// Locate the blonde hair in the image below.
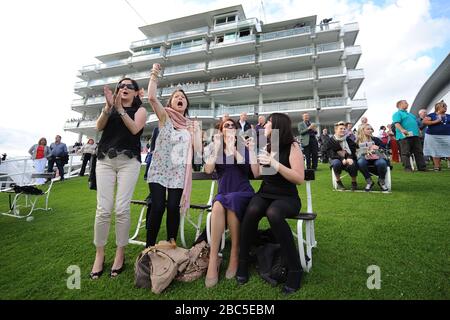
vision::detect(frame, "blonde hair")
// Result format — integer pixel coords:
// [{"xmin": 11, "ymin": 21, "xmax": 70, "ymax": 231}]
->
[
  {"xmin": 356, "ymin": 123, "xmax": 373, "ymax": 144},
  {"xmin": 435, "ymin": 101, "xmax": 447, "ymax": 113}
]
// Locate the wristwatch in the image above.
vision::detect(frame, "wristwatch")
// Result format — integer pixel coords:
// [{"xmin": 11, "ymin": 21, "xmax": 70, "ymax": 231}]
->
[{"xmin": 118, "ymin": 110, "xmax": 127, "ymax": 117}]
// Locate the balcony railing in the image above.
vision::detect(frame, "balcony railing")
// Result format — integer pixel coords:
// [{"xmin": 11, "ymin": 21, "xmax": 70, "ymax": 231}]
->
[
  {"xmin": 318, "ymin": 67, "xmax": 344, "ymax": 77},
  {"xmin": 71, "ymin": 99, "xmax": 85, "ymax": 107},
  {"xmin": 164, "ymin": 62, "xmax": 206, "ymax": 75},
  {"xmin": 260, "ymin": 46, "xmax": 313, "ymax": 61},
  {"xmin": 209, "ymin": 55, "xmax": 255, "ymax": 68},
  {"xmin": 260, "ymin": 26, "xmax": 311, "ymax": 41},
  {"xmin": 130, "ymin": 35, "xmax": 167, "ymax": 49},
  {"xmin": 81, "ymin": 65, "xmax": 96, "ymax": 72},
  {"xmin": 345, "ymin": 45, "xmax": 362, "ymax": 55},
  {"xmin": 213, "ymin": 18, "xmax": 258, "ymax": 33},
  {"xmin": 162, "ymin": 83, "xmax": 205, "ymax": 96},
  {"xmin": 78, "ymin": 120, "xmax": 97, "ymax": 128},
  {"xmin": 343, "ymin": 22, "xmax": 359, "ymax": 33},
  {"xmin": 131, "ymin": 51, "xmax": 165, "ymax": 63},
  {"xmin": 259, "ymin": 100, "xmax": 315, "ymax": 113},
  {"xmin": 189, "ymin": 109, "xmax": 215, "ymax": 117},
  {"xmin": 314, "ymin": 21, "xmax": 341, "ymax": 33},
  {"xmin": 208, "ymin": 77, "xmax": 256, "ymax": 90},
  {"xmin": 75, "ymin": 81, "xmax": 88, "ymax": 89},
  {"xmin": 350, "ymin": 99, "xmax": 367, "ymax": 108},
  {"xmin": 167, "ymin": 44, "xmax": 207, "ymax": 56},
  {"xmin": 317, "ymin": 42, "xmax": 342, "ymax": 53},
  {"xmin": 209, "ymin": 35, "xmax": 256, "ymax": 49},
  {"xmin": 126, "ymin": 70, "xmax": 150, "ymax": 80},
  {"xmin": 348, "ymin": 69, "xmax": 364, "ymax": 79},
  {"xmin": 88, "ymin": 75, "xmax": 123, "ymax": 87},
  {"xmin": 168, "ymin": 26, "xmax": 209, "ymax": 41},
  {"xmin": 97, "ymin": 58, "xmax": 129, "ymax": 70},
  {"xmin": 86, "ymin": 96, "xmax": 107, "ymax": 105},
  {"xmin": 216, "ymin": 104, "xmax": 255, "ymax": 116},
  {"xmin": 320, "ymin": 97, "xmax": 348, "ymax": 108},
  {"xmin": 260, "ymin": 70, "xmax": 314, "ymax": 84}
]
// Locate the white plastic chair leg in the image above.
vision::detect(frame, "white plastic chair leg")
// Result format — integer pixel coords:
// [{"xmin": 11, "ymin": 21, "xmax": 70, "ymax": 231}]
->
[
  {"xmin": 180, "ymin": 214, "xmax": 187, "ymax": 248},
  {"xmin": 129, "ymin": 206, "xmax": 146, "ymax": 246}
]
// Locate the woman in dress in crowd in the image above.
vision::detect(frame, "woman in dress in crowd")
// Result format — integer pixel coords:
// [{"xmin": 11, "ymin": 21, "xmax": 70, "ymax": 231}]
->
[
  {"xmin": 356, "ymin": 124, "xmax": 389, "ymax": 192},
  {"xmin": 203, "ymin": 118, "xmax": 259, "ymax": 288},
  {"xmin": 28, "ymin": 137, "xmax": 51, "ymax": 185},
  {"xmin": 387, "ymin": 123, "xmax": 400, "ymax": 163},
  {"xmin": 236, "ymin": 113, "xmax": 305, "ymax": 294},
  {"xmin": 326, "ymin": 121, "xmax": 359, "ymax": 191},
  {"xmin": 78, "ymin": 138, "xmax": 97, "ymax": 177},
  {"xmin": 89, "ymin": 78, "xmax": 147, "ymax": 279},
  {"xmin": 422, "ymin": 101, "xmax": 450, "ymax": 171},
  {"xmin": 146, "ymin": 63, "xmax": 202, "ymax": 247}
]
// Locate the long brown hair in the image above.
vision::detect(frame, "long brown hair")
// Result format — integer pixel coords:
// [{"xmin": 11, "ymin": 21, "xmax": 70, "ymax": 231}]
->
[
  {"xmin": 38, "ymin": 137, "xmax": 47, "ymax": 146},
  {"xmin": 166, "ymin": 89, "xmax": 190, "ymax": 116}
]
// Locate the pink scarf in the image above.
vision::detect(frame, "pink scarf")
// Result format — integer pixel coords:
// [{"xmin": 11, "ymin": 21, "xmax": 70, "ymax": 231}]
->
[{"xmin": 165, "ymin": 107, "xmax": 193, "ymax": 216}]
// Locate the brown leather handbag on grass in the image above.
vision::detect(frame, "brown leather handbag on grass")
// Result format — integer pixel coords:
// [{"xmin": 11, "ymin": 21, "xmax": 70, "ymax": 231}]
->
[{"xmin": 175, "ymin": 240, "xmax": 213, "ymax": 282}]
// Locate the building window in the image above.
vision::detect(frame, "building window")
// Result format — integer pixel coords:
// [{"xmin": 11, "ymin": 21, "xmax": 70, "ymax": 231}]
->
[
  {"xmin": 239, "ymin": 29, "xmax": 250, "ymax": 38},
  {"xmin": 215, "ymin": 14, "xmax": 238, "ymax": 26}
]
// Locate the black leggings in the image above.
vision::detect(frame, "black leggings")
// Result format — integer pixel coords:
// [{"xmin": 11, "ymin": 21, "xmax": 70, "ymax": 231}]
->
[
  {"xmin": 239, "ymin": 194, "xmax": 302, "ymax": 271},
  {"xmin": 146, "ymin": 183, "xmax": 183, "ymax": 247}
]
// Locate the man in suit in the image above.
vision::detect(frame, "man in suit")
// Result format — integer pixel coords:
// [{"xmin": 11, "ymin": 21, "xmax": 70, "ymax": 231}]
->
[
  {"xmin": 237, "ymin": 112, "xmax": 252, "ymax": 133},
  {"xmin": 298, "ymin": 113, "xmax": 319, "ymax": 170}
]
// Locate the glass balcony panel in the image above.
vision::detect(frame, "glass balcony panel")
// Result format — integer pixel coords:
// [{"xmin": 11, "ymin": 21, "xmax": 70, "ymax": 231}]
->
[
  {"xmin": 210, "ymin": 35, "xmax": 255, "ymax": 48},
  {"xmin": 131, "ymin": 52, "xmax": 164, "ymax": 63},
  {"xmin": 350, "ymin": 99, "xmax": 367, "ymax": 108},
  {"xmin": 208, "ymin": 77, "xmax": 255, "ymax": 90},
  {"xmin": 189, "ymin": 109, "xmax": 214, "ymax": 117},
  {"xmin": 168, "ymin": 27, "xmax": 209, "ymax": 41},
  {"xmin": 165, "ymin": 62, "xmax": 206, "ymax": 75},
  {"xmin": 216, "ymin": 105, "xmax": 255, "ymax": 116},
  {"xmin": 348, "ymin": 69, "xmax": 364, "ymax": 78},
  {"xmin": 71, "ymin": 99, "xmax": 85, "ymax": 106},
  {"xmin": 98, "ymin": 58, "xmax": 129, "ymax": 70},
  {"xmin": 260, "ymin": 26, "xmax": 311, "ymax": 41},
  {"xmin": 320, "ymin": 97, "xmax": 347, "ymax": 108},
  {"xmin": 315, "ymin": 21, "xmax": 341, "ymax": 32},
  {"xmin": 86, "ymin": 96, "xmax": 106, "ymax": 105},
  {"xmin": 209, "ymin": 55, "xmax": 255, "ymax": 68},
  {"xmin": 259, "ymin": 100, "xmax": 315, "ymax": 113},
  {"xmin": 130, "ymin": 35, "xmax": 167, "ymax": 49},
  {"xmin": 213, "ymin": 18, "xmax": 258, "ymax": 32},
  {"xmin": 318, "ymin": 67, "xmax": 344, "ymax": 77},
  {"xmin": 167, "ymin": 44, "xmax": 207, "ymax": 56},
  {"xmin": 75, "ymin": 81, "xmax": 88, "ymax": 89},
  {"xmin": 317, "ymin": 42, "xmax": 342, "ymax": 53},
  {"xmin": 260, "ymin": 70, "xmax": 313, "ymax": 84},
  {"xmin": 260, "ymin": 46, "xmax": 313, "ymax": 61},
  {"xmin": 162, "ymin": 83, "xmax": 205, "ymax": 95},
  {"xmin": 78, "ymin": 120, "xmax": 97, "ymax": 128},
  {"xmin": 81, "ymin": 65, "xmax": 96, "ymax": 72},
  {"xmin": 126, "ymin": 71, "xmax": 150, "ymax": 79},
  {"xmin": 344, "ymin": 45, "xmax": 361, "ymax": 55}
]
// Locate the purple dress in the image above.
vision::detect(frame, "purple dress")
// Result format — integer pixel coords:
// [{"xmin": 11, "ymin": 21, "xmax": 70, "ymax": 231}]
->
[{"xmin": 213, "ymin": 150, "xmax": 255, "ymax": 222}]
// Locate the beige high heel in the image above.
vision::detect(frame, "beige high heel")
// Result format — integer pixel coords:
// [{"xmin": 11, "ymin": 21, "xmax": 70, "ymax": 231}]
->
[{"xmin": 205, "ymin": 259, "xmax": 221, "ymax": 288}]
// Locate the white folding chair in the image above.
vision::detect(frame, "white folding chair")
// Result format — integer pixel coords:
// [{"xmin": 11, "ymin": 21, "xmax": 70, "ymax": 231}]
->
[{"xmin": 1, "ymin": 173, "xmax": 55, "ymax": 220}]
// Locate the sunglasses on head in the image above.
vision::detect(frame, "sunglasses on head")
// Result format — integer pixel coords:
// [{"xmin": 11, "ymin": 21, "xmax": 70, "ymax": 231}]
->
[
  {"xmin": 223, "ymin": 123, "xmax": 235, "ymax": 129},
  {"xmin": 118, "ymin": 83, "xmax": 136, "ymax": 90}
]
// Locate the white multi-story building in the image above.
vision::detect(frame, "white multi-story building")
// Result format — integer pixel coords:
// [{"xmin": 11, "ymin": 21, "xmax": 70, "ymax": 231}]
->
[{"xmin": 65, "ymin": 5, "xmax": 366, "ymax": 141}]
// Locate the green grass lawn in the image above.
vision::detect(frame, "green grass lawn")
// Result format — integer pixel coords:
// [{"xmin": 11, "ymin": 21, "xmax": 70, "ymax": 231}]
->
[{"xmin": 0, "ymin": 163, "xmax": 449, "ymax": 300}]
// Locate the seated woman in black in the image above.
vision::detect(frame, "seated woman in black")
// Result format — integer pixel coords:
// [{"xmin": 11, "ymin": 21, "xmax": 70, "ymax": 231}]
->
[
  {"xmin": 236, "ymin": 113, "xmax": 305, "ymax": 294},
  {"xmin": 327, "ymin": 121, "xmax": 358, "ymax": 190}
]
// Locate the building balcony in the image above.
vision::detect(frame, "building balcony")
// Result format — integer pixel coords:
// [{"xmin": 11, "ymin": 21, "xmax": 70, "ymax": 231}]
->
[
  {"xmin": 258, "ymin": 99, "xmax": 316, "ymax": 115},
  {"xmin": 216, "ymin": 104, "xmax": 255, "ymax": 117},
  {"xmin": 319, "ymin": 97, "xmax": 348, "ymax": 108},
  {"xmin": 260, "ymin": 26, "xmax": 311, "ymax": 50},
  {"xmin": 313, "ymin": 21, "xmax": 341, "ymax": 43},
  {"xmin": 161, "ymin": 83, "xmax": 206, "ymax": 97},
  {"xmin": 166, "ymin": 43, "xmax": 208, "ymax": 63},
  {"xmin": 350, "ymin": 98, "xmax": 368, "ymax": 108},
  {"xmin": 74, "ymin": 75, "xmax": 123, "ymax": 94},
  {"xmin": 208, "ymin": 54, "xmax": 256, "ymax": 75},
  {"xmin": 212, "ymin": 18, "xmax": 259, "ymax": 33},
  {"xmin": 260, "ymin": 70, "xmax": 314, "ymax": 100},
  {"xmin": 209, "ymin": 35, "xmax": 256, "ymax": 56},
  {"xmin": 259, "ymin": 46, "xmax": 314, "ymax": 72},
  {"xmin": 343, "ymin": 22, "xmax": 359, "ymax": 46},
  {"xmin": 164, "ymin": 62, "xmax": 207, "ymax": 81},
  {"xmin": 318, "ymin": 67, "xmax": 345, "ymax": 78},
  {"xmin": 344, "ymin": 45, "xmax": 362, "ymax": 69},
  {"xmin": 315, "ymin": 42, "xmax": 345, "ymax": 67},
  {"xmin": 188, "ymin": 108, "xmax": 215, "ymax": 118},
  {"xmin": 129, "ymin": 50, "xmax": 166, "ymax": 69},
  {"xmin": 207, "ymin": 77, "xmax": 256, "ymax": 91},
  {"xmin": 347, "ymin": 69, "xmax": 364, "ymax": 99},
  {"xmin": 167, "ymin": 26, "xmax": 210, "ymax": 42},
  {"xmin": 317, "ymin": 42, "xmax": 342, "ymax": 53},
  {"xmin": 71, "ymin": 98, "xmax": 85, "ymax": 107},
  {"xmin": 260, "ymin": 70, "xmax": 314, "ymax": 85},
  {"xmin": 130, "ymin": 35, "xmax": 167, "ymax": 51}
]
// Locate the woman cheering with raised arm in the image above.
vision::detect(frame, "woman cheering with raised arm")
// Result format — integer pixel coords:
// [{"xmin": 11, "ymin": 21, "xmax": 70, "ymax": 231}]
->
[
  {"xmin": 146, "ymin": 63, "xmax": 202, "ymax": 247},
  {"xmin": 90, "ymin": 78, "xmax": 147, "ymax": 280}
]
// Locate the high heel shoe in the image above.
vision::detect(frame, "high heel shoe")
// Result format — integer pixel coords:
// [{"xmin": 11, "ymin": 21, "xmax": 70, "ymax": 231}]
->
[
  {"xmin": 282, "ymin": 270, "xmax": 303, "ymax": 294},
  {"xmin": 89, "ymin": 258, "xmax": 105, "ymax": 280},
  {"xmin": 225, "ymin": 268, "xmax": 237, "ymax": 280},
  {"xmin": 205, "ymin": 260, "xmax": 221, "ymax": 288},
  {"xmin": 235, "ymin": 259, "xmax": 249, "ymax": 285},
  {"xmin": 110, "ymin": 257, "xmax": 126, "ymax": 278}
]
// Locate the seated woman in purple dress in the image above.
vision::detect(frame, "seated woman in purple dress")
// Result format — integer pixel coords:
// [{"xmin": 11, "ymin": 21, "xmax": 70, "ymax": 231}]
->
[{"xmin": 203, "ymin": 118, "xmax": 259, "ymax": 288}]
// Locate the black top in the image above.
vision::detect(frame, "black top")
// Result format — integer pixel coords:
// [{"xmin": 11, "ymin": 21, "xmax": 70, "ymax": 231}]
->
[
  {"xmin": 97, "ymin": 105, "xmax": 144, "ymax": 162},
  {"xmin": 258, "ymin": 143, "xmax": 299, "ymax": 199},
  {"xmin": 325, "ymin": 136, "xmax": 357, "ymax": 161}
]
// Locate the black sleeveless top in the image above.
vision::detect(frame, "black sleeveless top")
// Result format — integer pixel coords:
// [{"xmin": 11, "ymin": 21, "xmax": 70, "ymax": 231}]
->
[
  {"xmin": 97, "ymin": 105, "xmax": 144, "ymax": 162},
  {"xmin": 258, "ymin": 143, "xmax": 299, "ymax": 199}
]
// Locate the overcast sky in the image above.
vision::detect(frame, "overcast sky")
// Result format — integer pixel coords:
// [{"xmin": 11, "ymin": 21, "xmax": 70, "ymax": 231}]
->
[{"xmin": 0, "ymin": 0, "xmax": 449, "ymax": 157}]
